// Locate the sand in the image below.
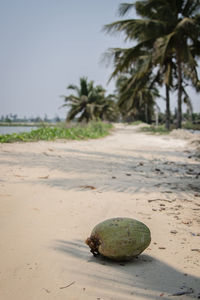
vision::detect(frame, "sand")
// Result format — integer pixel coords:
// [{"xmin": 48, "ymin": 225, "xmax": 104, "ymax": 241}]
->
[{"xmin": 0, "ymin": 124, "xmax": 200, "ymax": 300}]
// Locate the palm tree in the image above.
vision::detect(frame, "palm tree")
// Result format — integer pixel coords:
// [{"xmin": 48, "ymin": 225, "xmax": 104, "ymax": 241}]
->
[
  {"xmin": 115, "ymin": 62, "xmax": 160, "ymax": 123},
  {"xmin": 104, "ymin": 2, "xmax": 174, "ymax": 128},
  {"xmin": 95, "ymin": 94, "xmax": 120, "ymax": 122},
  {"xmin": 61, "ymin": 77, "xmax": 118, "ymax": 122},
  {"xmin": 104, "ymin": 0, "xmax": 200, "ymax": 128},
  {"xmin": 153, "ymin": 1, "xmax": 200, "ymax": 128}
]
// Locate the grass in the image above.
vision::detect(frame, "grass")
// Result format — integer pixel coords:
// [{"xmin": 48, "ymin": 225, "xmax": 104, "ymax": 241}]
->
[
  {"xmin": 129, "ymin": 121, "xmax": 144, "ymax": 126},
  {"xmin": 140, "ymin": 125, "xmax": 170, "ymax": 135},
  {"xmin": 0, "ymin": 121, "xmax": 113, "ymax": 143},
  {"xmin": 182, "ymin": 121, "xmax": 200, "ymax": 131},
  {"xmin": 140, "ymin": 121, "xmax": 200, "ymax": 134}
]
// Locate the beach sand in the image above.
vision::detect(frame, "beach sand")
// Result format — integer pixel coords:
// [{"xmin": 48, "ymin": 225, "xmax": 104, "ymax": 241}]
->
[{"xmin": 0, "ymin": 124, "xmax": 200, "ymax": 300}]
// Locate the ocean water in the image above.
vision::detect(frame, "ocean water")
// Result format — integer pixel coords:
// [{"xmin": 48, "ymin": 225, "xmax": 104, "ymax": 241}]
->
[
  {"xmin": 188, "ymin": 129, "xmax": 200, "ymax": 134},
  {"xmin": 0, "ymin": 126, "xmax": 38, "ymax": 135}
]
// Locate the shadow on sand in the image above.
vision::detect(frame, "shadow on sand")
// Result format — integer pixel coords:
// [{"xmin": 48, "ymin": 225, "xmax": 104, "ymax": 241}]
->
[
  {"xmin": 0, "ymin": 146, "xmax": 199, "ymax": 196},
  {"xmin": 53, "ymin": 239, "xmax": 200, "ymax": 299}
]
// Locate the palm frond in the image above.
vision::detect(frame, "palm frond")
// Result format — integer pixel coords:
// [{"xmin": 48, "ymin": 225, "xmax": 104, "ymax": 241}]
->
[
  {"xmin": 175, "ymin": 17, "xmax": 196, "ymax": 37},
  {"xmin": 182, "ymin": 0, "xmax": 200, "ymax": 17},
  {"xmin": 182, "ymin": 45, "xmax": 197, "ymax": 66},
  {"xmin": 153, "ymin": 32, "xmax": 175, "ymax": 65},
  {"xmin": 106, "ymin": 37, "xmax": 157, "ymax": 81},
  {"xmin": 79, "ymin": 77, "xmax": 89, "ymax": 96},
  {"xmin": 135, "ymin": 0, "xmax": 175, "ymax": 22},
  {"xmin": 66, "ymin": 106, "xmax": 83, "ymax": 122},
  {"xmin": 67, "ymin": 84, "xmax": 80, "ymax": 96},
  {"xmin": 182, "ymin": 86, "xmax": 193, "ymax": 114},
  {"xmin": 163, "ymin": 62, "xmax": 172, "ymax": 86},
  {"xmin": 62, "ymin": 95, "xmax": 80, "ymax": 105},
  {"xmin": 182, "ymin": 63, "xmax": 199, "ymax": 87},
  {"xmin": 190, "ymin": 40, "xmax": 200, "ymax": 58},
  {"xmin": 118, "ymin": 3, "xmax": 135, "ymax": 16},
  {"xmin": 103, "ymin": 18, "xmax": 166, "ymax": 42}
]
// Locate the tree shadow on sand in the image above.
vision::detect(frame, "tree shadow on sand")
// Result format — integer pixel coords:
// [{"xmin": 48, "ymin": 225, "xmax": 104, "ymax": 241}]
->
[
  {"xmin": 1, "ymin": 147, "xmax": 199, "ymax": 196},
  {"xmin": 53, "ymin": 239, "xmax": 200, "ymax": 299}
]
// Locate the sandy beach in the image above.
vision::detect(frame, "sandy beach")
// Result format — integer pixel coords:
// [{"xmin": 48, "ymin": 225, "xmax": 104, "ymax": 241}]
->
[{"xmin": 0, "ymin": 124, "xmax": 200, "ymax": 300}]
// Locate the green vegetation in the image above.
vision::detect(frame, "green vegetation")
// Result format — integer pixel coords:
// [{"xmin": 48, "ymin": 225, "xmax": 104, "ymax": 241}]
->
[
  {"xmin": 182, "ymin": 122, "xmax": 200, "ymax": 131},
  {"xmin": 130, "ymin": 121, "xmax": 144, "ymax": 126},
  {"xmin": 62, "ymin": 77, "xmax": 119, "ymax": 123},
  {"xmin": 140, "ymin": 125, "xmax": 170, "ymax": 135},
  {"xmin": 0, "ymin": 122, "xmax": 113, "ymax": 143},
  {"xmin": 114, "ymin": 67, "xmax": 159, "ymax": 124},
  {"xmin": 140, "ymin": 121, "xmax": 200, "ymax": 135},
  {"xmin": 139, "ymin": 121, "xmax": 200, "ymax": 134}
]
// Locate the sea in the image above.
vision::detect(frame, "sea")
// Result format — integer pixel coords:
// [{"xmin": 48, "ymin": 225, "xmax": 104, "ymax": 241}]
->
[{"xmin": 0, "ymin": 126, "xmax": 38, "ymax": 135}]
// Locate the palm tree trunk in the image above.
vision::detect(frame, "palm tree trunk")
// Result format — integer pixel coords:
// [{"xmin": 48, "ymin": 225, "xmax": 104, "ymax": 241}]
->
[
  {"xmin": 165, "ymin": 84, "xmax": 170, "ymax": 130},
  {"xmin": 177, "ymin": 54, "xmax": 182, "ymax": 129},
  {"xmin": 145, "ymin": 103, "xmax": 149, "ymax": 123}
]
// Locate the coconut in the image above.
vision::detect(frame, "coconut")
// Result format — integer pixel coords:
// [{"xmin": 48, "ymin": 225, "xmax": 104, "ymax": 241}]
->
[{"xmin": 86, "ymin": 217, "xmax": 151, "ymax": 261}]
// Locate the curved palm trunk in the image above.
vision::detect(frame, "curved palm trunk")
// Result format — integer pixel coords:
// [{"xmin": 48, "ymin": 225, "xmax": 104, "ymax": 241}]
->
[
  {"xmin": 177, "ymin": 55, "xmax": 182, "ymax": 129},
  {"xmin": 165, "ymin": 84, "xmax": 170, "ymax": 130}
]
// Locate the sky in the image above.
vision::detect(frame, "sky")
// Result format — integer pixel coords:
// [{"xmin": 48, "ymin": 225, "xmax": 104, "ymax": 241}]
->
[{"xmin": 0, "ymin": 0, "xmax": 199, "ymax": 119}]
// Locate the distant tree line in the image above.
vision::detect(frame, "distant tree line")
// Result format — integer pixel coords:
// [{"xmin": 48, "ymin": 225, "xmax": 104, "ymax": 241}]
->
[{"xmin": 0, "ymin": 114, "xmax": 61, "ymax": 123}]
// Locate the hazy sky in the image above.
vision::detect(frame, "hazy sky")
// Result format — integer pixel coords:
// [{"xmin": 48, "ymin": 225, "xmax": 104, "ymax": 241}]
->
[{"xmin": 0, "ymin": 0, "xmax": 199, "ymax": 119}]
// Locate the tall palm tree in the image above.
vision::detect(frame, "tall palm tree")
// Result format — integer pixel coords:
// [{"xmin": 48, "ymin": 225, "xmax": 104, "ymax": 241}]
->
[
  {"xmin": 61, "ymin": 77, "xmax": 118, "ymax": 122},
  {"xmin": 153, "ymin": 0, "xmax": 200, "ymax": 127},
  {"xmin": 104, "ymin": 0, "xmax": 200, "ymax": 128},
  {"xmin": 104, "ymin": 2, "xmax": 174, "ymax": 128},
  {"xmin": 115, "ymin": 62, "xmax": 160, "ymax": 123}
]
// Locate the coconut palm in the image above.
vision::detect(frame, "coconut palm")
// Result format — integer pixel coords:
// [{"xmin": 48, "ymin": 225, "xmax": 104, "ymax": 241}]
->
[
  {"xmin": 153, "ymin": 1, "xmax": 200, "ymax": 127},
  {"xmin": 104, "ymin": 0, "xmax": 200, "ymax": 128},
  {"xmin": 95, "ymin": 93, "xmax": 120, "ymax": 122},
  {"xmin": 115, "ymin": 62, "xmax": 160, "ymax": 123},
  {"xmin": 62, "ymin": 77, "xmax": 118, "ymax": 122},
  {"xmin": 104, "ymin": 2, "xmax": 174, "ymax": 128}
]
